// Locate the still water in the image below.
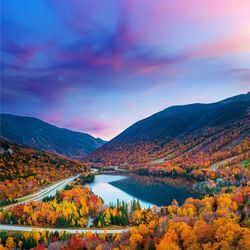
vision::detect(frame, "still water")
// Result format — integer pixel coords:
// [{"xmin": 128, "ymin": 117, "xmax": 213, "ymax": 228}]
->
[{"xmin": 87, "ymin": 174, "xmax": 198, "ymax": 209}]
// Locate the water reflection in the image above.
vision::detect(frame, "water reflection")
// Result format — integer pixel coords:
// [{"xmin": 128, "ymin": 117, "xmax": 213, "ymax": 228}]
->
[{"xmin": 87, "ymin": 174, "xmax": 198, "ymax": 209}]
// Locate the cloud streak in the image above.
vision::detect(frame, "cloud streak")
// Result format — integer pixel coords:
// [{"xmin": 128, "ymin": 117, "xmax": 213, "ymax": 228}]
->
[{"xmin": 1, "ymin": 0, "xmax": 249, "ymax": 139}]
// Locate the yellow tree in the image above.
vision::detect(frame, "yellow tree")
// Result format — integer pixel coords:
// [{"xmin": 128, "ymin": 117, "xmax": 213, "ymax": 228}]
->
[
  {"xmin": 5, "ymin": 237, "xmax": 16, "ymax": 249},
  {"xmin": 157, "ymin": 229, "xmax": 180, "ymax": 250}
]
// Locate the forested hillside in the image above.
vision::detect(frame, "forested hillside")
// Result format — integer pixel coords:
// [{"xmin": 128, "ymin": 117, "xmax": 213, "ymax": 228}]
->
[
  {"xmin": 0, "ymin": 140, "xmax": 89, "ymax": 203},
  {"xmin": 88, "ymin": 94, "xmax": 250, "ymax": 171}
]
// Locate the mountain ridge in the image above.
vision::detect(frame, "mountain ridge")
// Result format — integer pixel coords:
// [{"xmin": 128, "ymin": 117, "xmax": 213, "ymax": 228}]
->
[
  {"xmin": 0, "ymin": 114, "xmax": 106, "ymax": 159},
  {"xmin": 87, "ymin": 93, "xmax": 249, "ymax": 165},
  {"xmin": 108, "ymin": 93, "xmax": 249, "ymax": 142}
]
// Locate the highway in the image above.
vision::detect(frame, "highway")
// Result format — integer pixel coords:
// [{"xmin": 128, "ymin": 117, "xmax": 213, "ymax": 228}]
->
[
  {"xmin": 0, "ymin": 173, "xmax": 131, "ymax": 233},
  {"xmin": 2, "ymin": 174, "xmax": 81, "ymax": 210},
  {"xmin": 0, "ymin": 224, "xmax": 129, "ymax": 234}
]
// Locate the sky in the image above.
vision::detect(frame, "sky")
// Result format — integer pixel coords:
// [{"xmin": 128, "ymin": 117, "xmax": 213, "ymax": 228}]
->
[{"xmin": 1, "ymin": 0, "xmax": 250, "ymax": 140}]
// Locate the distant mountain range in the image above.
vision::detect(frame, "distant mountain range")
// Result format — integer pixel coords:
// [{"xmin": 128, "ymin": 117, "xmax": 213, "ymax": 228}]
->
[
  {"xmin": 87, "ymin": 93, "xmax": 250, "ymax": 165},
  {"xmin": 0, "ymin": 114, "xmax": 106, "ymax": 159},
  {"xmin": 1, "ymin": 94, "xmax": 249, "ymax": 163},
  {"xmin": 113, "ymin": 93, "xmax": 249, "ymax": 142}
]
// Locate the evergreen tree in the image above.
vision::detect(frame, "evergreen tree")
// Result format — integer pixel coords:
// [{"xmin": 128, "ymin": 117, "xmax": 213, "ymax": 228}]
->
[{"xmin": 148, "ymin": 240, "xmax": 156, "ymax": 250}]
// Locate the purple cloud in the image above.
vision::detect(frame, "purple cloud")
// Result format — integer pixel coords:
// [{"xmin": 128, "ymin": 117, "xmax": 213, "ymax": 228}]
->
[
  {"xmin": 1, "ymin": 0, "xmax": 249, "ymax": 139},
  {"xmin": 65, "ymin": 117, "xmax": 109, "ymax": 134}
]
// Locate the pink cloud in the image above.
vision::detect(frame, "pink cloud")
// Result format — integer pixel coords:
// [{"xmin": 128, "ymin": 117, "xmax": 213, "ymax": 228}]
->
[
  {"xmin": 41, "ymin": 111, "xmax": 64, "ymax": 125},
  {"xmin": 124, "ymin": 102, "xmax": 138, "ymax": 111},
  {"xmin": 65, "ymin": 117, "xmax": 109, "ymax": 134},
  {"xmin": 123, "ymin": 0, "xmax": 250, "ymax": 53},
  {"xmin": 186, "ymin": 32, "xmax": 250, "ymax": 59},
  {"xmin": 91, "ymin": 54, "xmax": 124, "ymax": 71},
  {"xmin": 146, "ymin": 0, "xmax": 250, "ymax": 25},
  {"xmin": 64, "ymin": 117, "xmax": 124, "ymax": 140},
  {"xmin": 229, "ymin": 68, "xmax": 250, "ymax": 82}
]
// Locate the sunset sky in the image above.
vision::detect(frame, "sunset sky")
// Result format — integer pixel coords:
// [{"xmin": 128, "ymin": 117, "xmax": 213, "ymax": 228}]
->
[{"xmin": 1, "ymin": 0, "xmax": 250, "ymax": 140}]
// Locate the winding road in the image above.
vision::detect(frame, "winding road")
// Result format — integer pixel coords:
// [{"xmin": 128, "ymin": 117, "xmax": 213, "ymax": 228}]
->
[
  {"xmin": 209, "ymin": 152, "xmax": 249, "ymax": 172},
  {"xmin": 2, "ymin": 174, "xmax": 81, "ymax": 210},
  {"xmin": 0, "ymin": 173, "xmax": 130, "ymax": 234}
]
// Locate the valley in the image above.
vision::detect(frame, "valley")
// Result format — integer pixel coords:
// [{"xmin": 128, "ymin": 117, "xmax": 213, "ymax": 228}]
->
[
  {"xmin": 2, "ymin": 1, "xmax": 250, "ymax": 248},
  {"xmin": 0, "ymin": 94, "xmax": 249, "ymax": 249}
]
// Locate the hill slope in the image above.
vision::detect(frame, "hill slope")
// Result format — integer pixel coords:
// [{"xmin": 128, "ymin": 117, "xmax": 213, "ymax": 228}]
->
[
  {"xmin": 0, "ymin": 139, "xmax": 88, "ymax": 202},
  {"xmin": 87, "ymin": 93, "xmax": 250, "ymax": 166},
  {"xmin": 0, "ymin": 114, "xmax": 106, "ymax": 159}
]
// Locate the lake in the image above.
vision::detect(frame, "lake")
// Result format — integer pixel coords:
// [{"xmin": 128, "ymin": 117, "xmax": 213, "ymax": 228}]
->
[{"xmin": 87, "ymin": 174, "xmax": 199, "ymax": 209}]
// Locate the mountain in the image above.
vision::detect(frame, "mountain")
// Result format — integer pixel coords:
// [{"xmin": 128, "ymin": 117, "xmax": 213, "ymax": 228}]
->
[
  {"xmin": 87, "ymin": 93, "xmax": 250, "ymax": 166},
  {"xmin": 0, "ymin": 114, "xmax": 106, "ymax": 159}
]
